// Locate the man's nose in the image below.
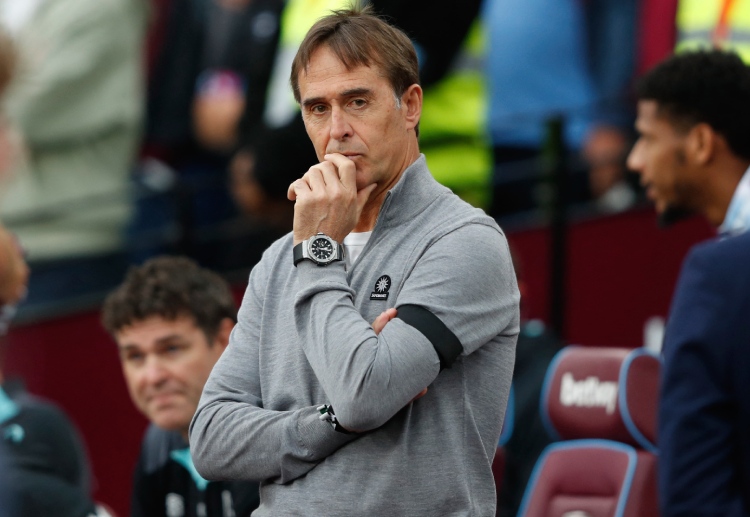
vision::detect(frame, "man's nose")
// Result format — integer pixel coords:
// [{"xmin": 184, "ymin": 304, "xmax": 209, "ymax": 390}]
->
[
  {"xmin": 626, "ymin": 140, "xmax": 643, "ymax": 174},
  {"xmin": 142, "ymin": 357, "xmax": 169, "ymax": 386},
  {"xmin": 329, "ymin": 107, "xmax": 352, "ymax": 141}
]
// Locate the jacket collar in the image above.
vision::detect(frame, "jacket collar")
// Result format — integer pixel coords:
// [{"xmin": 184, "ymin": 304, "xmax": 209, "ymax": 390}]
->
[{"xmin": 376, "ymin": 154, "xmax": 451, "ymax": 230}]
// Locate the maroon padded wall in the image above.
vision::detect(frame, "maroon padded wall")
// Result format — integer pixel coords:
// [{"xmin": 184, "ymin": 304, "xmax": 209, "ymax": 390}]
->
[{"xmin": 508, "ymin": 207, "xmax": 713, "ymax": 346}]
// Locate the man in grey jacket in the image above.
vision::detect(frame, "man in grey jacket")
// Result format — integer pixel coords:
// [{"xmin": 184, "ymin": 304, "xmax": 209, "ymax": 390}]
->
[{"xmin": 190, "ymin": 7, "xmax": 520, "ymax": 516}]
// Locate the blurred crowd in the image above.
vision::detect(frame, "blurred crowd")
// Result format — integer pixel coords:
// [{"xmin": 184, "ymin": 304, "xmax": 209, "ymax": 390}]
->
[
  {"xmin": 0, "ymin": 0, "xmax": 732, "ymax": 317},
  {"xmin": 0, "ymin": 0, "xmax": 742, "ymax": 316},
  {"xmin": 0, "ymin": 0, "xmax": 648, "ymax": 316}
]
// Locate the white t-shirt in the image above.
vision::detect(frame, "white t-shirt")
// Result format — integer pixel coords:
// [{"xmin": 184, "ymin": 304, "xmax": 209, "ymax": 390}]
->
[
  {"xmin": 343, "ymin": 231, "xmax": 372, "ymax": 269},
  {"xmin": 0, "ymin": 0, "xmax": 42, "ymax": 34},
  {"xmin": 720, "ymin": 165, "xmax": 750, "ymax": 236}
]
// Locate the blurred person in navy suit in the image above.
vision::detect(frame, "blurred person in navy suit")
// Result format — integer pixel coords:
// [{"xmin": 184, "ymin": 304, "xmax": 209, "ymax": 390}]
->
[{"xmin": 628, "ymin": 49, "xmax": 750, "ymax": 516}]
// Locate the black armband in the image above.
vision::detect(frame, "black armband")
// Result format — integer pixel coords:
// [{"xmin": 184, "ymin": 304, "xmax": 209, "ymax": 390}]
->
[{"xmin": 396, "ymin": 304, "xmax": 462, "ymax": 370}]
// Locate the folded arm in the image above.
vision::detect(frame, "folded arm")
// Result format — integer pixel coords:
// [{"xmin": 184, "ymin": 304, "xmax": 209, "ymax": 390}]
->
[
  {"xmin": 189, "ymin": 260, "xmax": 359, "ymax": 484},
  {"xmin": 294, "ymin": 222, "xmax": 520, "ymax": 431}
]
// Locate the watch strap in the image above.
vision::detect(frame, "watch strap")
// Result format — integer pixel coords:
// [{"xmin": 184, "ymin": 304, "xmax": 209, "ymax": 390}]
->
[
  {"xmin": 335, "ymin": 242, "xmax": 344, "ymax": 262},
  {"xmin": 292, "ymin": 235, "xmax": 344, "ymax": 266},
  {"xmin": 293, "ymin": 241, "xmax": 305, "ymax": 266}
]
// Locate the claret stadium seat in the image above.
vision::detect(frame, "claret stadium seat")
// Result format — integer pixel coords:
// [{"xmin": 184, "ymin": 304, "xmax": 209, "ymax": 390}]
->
[{"xmin": 517, "ymin": 346, "xmax": 661, "ymax": 517}]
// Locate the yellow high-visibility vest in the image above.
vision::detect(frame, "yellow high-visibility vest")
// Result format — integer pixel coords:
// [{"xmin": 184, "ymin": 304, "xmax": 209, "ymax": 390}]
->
[
  {"xmin": 420, "ymin": 21, "xmax": 491, "ymax": 210},
  {"xmin": 676, "ymin": 0, "xmax": 750, "ymax": 63},
  {"xmin": 264, "ymin": 0, "xmax": 350, "ymax": 128}
]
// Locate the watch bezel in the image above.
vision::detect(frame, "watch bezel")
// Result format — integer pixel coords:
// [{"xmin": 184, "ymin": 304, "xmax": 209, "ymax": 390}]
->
[
  {"xmin": 308, "ymin": 235, "xmax": 337, "ymax": 264},
  {"xmin": 293, "ymin": 233, "xmax": 343, "ymax": 267}
]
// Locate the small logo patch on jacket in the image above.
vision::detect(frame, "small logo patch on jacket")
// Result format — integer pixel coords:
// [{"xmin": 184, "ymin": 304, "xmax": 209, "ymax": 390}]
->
[{"xmin": 370, "ymin": 275, "xmax": 391, "ymax": 300}]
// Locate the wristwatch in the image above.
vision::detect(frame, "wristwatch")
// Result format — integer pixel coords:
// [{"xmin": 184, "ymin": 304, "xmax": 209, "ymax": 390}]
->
[{"xmin": 293, "ymin": 233, "xmax": 344, "ymax": 266}]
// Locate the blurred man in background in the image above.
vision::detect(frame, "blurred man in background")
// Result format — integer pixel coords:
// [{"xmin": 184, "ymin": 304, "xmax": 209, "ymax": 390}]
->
[
  {"xmin": 0, "ymin": 0, "xmax": 147, "ymax": 308},
  {"xmin": 628, "ymin": 49, "xmax": 750, "ymax": 515},
  {"xmin": 628, "ymin": 50, "xmax": 750, "ymax": 233},
  {"xmin": 102, "ymin": 256, "xmax": 259, "ymax": 517},
  {"xmin": 0, "ymin": 27, "xmax": 103, "ymax": 517},
  {"xmin": 484, "ymin": 0, "xmax": 638, "ymax": 218}
]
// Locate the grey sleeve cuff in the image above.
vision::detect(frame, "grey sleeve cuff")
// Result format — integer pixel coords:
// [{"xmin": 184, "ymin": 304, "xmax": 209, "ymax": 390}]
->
[{"xmin": 297, "ymin": 406, "xmax": 359, "ymax": 459}]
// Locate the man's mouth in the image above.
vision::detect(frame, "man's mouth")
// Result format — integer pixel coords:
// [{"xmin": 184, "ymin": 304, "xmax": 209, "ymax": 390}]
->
[
  {"xmin": 328, "ymin": 151, "xmax": 361, "ymax": 158},
  {"xmin": 148, "ymin": 392, "xmax": 181, "ymax": 406}
]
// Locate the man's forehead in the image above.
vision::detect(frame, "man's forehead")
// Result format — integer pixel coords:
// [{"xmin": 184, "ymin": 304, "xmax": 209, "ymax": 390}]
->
[
  {"xmin": 115, "ymin": 315, "xmax": 199, "ymax": 343},
  {"xmin": 637, "ymin": 99, "xmax": 660, "ymax": 118},
  {"xmin": 637, "ymin": 100, "xmax": 674, "ymax": 128},
  {"xmin": 299, "ymin": 47, "xmax": 384, "ymax": 88},
  {"xmin": 639, "ymin": 99, "xmax": 699, "ymax": 137}
]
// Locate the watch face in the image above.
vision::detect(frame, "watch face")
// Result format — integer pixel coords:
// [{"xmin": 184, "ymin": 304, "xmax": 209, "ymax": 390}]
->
[{"xmin": 310, "ymin": 237, "xmax": 334, "ymax": 262}]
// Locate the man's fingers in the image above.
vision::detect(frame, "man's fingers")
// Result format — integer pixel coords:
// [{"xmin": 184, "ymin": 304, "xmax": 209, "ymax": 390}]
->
[
  {"xmin": 319, "ymin": 162, "xmax": 341, "ymax": 188},
  {"xmin": 371, "ymin": 308, "xmax": 397, "ymax": 335},
  {"xmin": 303, "ymin": 167, "xmax": 327, "ymax": 192},
  {"xmin": 287, "ymin": 177, "xmax": 311, "ymax": 201},
  {"xmin": 410, "ymin": 388, "xmax": 428, "ymax": 403},
  {"xmin": 289, "ymin": 162, "xmax": 342, "ymax": 201},
  {"xmin": 324, "ymin": 153, "xmax": 356, "ymax": 188}
]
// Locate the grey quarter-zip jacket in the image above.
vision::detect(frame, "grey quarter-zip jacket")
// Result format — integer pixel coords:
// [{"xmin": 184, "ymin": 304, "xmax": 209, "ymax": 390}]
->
[{"xmin": 190, "ymin": 155, "xmax": 520, "ymax": 516}]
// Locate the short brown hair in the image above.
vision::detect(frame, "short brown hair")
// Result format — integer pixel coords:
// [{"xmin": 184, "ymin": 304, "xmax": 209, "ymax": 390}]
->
[
  {"xmin": 102, "ymin": 256, "xmax": 237, "ymax": 341},
  {"xmin": 290, "ymin": 5, "xmax": 419, "ymax": 104}
]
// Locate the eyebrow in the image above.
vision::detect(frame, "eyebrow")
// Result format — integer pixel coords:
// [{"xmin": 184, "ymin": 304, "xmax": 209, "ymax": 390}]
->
[
  {"xmin": 301, "ymin": 87, "xmax": 374, "ymax": 109},
  {"xmin": 341, "ymin": 87, "xmax": 372, "ymax": 98}
]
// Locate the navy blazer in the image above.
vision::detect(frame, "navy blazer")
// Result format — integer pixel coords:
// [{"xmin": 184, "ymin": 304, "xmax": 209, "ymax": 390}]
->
[{"xmin": 659, "ymin": 230, "xmax": 750, "ymax": 517}]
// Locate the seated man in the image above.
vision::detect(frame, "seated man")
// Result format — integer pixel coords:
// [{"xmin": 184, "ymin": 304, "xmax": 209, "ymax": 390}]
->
[
  {"xmin": 101, "ymin": 256, "xmax": 259, "ymax": 517},
  {"xmin": 1, "ymin": 226, "xmax": 101, "ymax": 517},
  {"xmin": 0, "ymin": 29, "xmax": 101, "ymax": 516}
]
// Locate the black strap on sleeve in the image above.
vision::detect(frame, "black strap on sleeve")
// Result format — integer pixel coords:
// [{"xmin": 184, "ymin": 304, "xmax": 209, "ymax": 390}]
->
[{"xmin": 396, "ymin": 304, "xmax": 462, "ymax": 370}]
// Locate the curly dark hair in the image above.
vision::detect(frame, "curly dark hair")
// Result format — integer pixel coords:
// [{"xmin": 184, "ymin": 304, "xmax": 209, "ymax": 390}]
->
[
  {"xmin": 101, "ymin": 256, "xmax": 237, "ymax": 341},
  {"xmin": 636, "ymin": 49, "xmax": 750, "ymax": 160}
]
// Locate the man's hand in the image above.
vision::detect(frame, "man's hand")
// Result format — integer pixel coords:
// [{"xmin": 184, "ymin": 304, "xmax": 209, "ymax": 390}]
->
[
  {"xmin": 371, "ymin": 307, "xmax": 397, "ymax": 335},
  {"xmin": 371, "ymin": 308, "xmax": 428, "ymax": 402},
  {"xmin": 287, "ymin": 153, "xmax": 377, "ymax": 244}
]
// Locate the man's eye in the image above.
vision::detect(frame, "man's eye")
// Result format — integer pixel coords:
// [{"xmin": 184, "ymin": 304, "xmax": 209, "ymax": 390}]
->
[
  {"xmin": 311, "ymin": 105, "xmax": 327, "ymax": 114},
  {"xmin": 125, "ymin": 353, "xmax": 144, "ymax": 363},
  {"xmin": 351, "ymin": 99, "xmax": 366, "ymax": 108}
]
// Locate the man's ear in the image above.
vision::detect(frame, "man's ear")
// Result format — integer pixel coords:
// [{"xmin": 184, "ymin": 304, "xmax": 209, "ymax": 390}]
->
[
  {"xmin": 687, "ymin": 123, "xmax": 717, "ymax": 166},
  {"xmin": 213, "ymin": 317, "xmax": 235, "ymax": 352},
  {"xmin": 401, "ymin": 84, "xmax": 422, "ymax": 131}
]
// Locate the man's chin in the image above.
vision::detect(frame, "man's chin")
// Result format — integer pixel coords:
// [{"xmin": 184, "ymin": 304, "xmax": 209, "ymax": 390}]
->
[
  {"xmin": 148, "ymin": 408, "xmax": 192, "ymax": 434},
  {"xmin": 657, "ymin": 205, "xmax": 695, "ymax": 228}
]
